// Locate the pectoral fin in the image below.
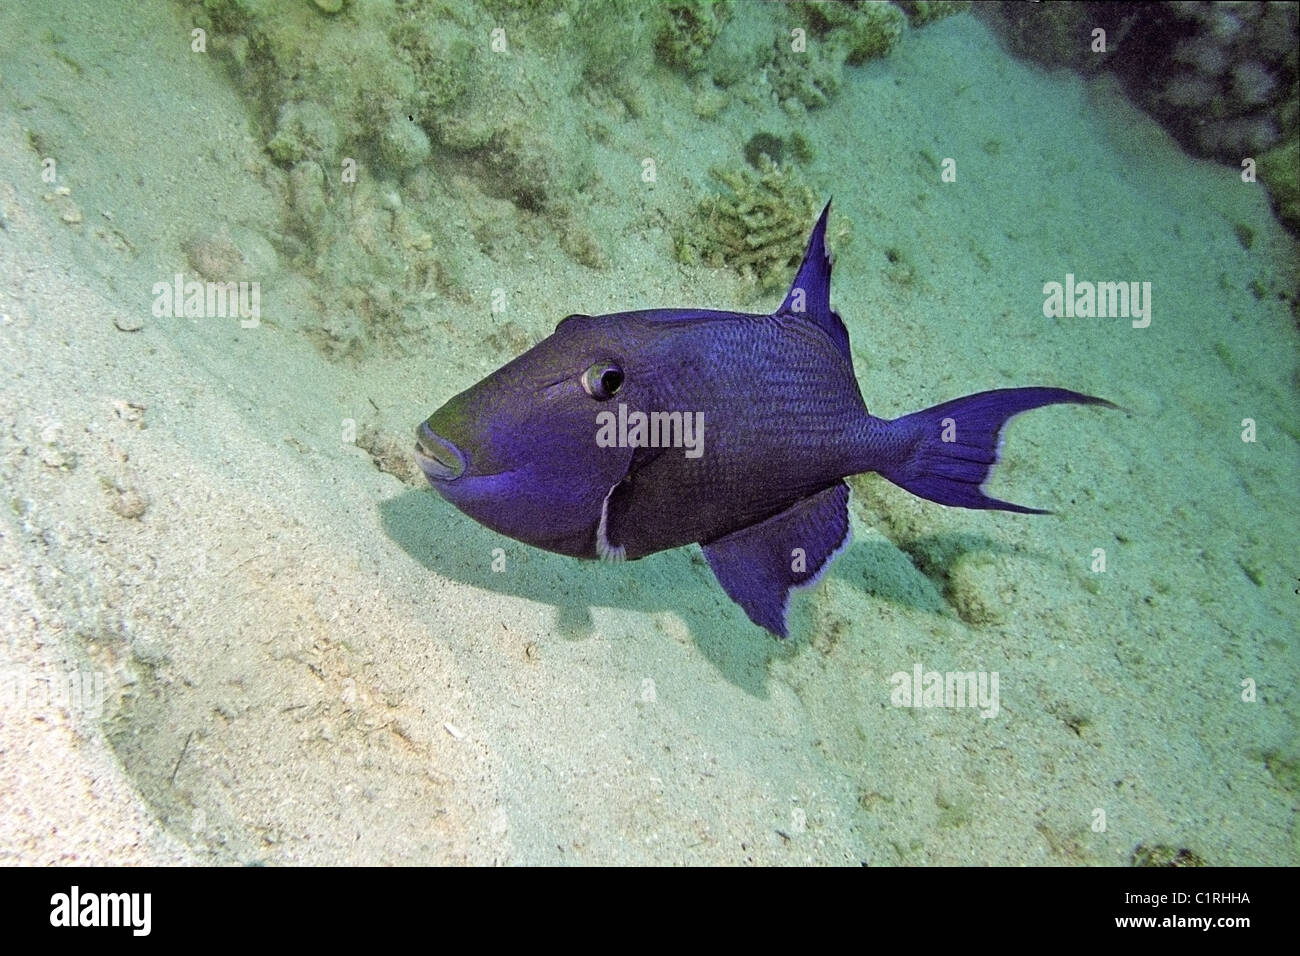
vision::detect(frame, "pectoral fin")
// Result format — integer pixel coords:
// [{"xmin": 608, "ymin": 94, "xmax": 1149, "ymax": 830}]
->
[{"xmin": 701, "ymin": 482, "xmax": 851, "ymax": 638}]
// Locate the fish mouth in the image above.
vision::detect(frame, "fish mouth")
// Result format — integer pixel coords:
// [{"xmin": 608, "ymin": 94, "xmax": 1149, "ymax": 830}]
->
[{"xmin": 414, "ymin": 420, "xmax": 466, "ymax": 482}]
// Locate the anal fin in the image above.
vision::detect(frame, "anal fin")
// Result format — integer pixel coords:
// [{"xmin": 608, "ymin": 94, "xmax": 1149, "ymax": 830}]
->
[{"xmin": 701, "ymin": 482, "xmax": 851, "ymax": 638}]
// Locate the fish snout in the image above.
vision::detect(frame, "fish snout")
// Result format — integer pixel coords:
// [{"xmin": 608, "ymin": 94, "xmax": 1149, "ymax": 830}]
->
[{"xmin": 415, "ymin": 419, "xmax": 466, "ymax": 481}]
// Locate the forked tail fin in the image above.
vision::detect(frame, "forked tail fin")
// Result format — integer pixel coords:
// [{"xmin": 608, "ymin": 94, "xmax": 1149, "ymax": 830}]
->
[{"xmin": 876, "ymin": 387, "xmax": 1116, "ymax": 513}]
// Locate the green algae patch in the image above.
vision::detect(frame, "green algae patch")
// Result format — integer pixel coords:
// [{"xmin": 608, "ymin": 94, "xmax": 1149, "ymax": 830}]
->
[
  {"xmin": 744, "ymin": 131, "xmax": 815, "ymax": 169},
  {"xmin": 1131, "ymin": 844, "xmax": 1208, "ymax": 867},
  {"xmin": 1258, "ymin": 133, "xmax": 1299, "ymax": 235},
  {"xmin": 803, "ymin": 0, "xmax": 906, "ymax": 65},
  {"xmin": 897, "ymin": 1, "xmax": 970, "ymax": 28},
  {"xmin": 653, "ymin": 1, "xmax": 729, "ymax": 74}
]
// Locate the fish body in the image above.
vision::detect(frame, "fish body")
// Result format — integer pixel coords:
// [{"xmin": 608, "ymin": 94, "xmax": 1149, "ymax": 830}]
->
[{"xmin": 416, "ymin": 203, "xmax": 1113, "ymax": 636}]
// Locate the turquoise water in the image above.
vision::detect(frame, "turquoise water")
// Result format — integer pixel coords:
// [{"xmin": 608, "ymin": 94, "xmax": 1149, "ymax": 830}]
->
[{"xmin": 0, "ymin": 0, "xmax": 1295, "ymax": 865}]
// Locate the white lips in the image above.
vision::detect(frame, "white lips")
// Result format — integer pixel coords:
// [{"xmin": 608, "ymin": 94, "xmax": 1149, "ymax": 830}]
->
[{"xmin": 414, "ymin": 428, "xmax": 465, "ymax": 481}]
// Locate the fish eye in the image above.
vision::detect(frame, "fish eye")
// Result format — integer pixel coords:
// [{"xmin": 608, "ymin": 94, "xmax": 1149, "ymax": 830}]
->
[{"xmin": 581, "ymin": 362, "xmax": 624, "ymax": 400}]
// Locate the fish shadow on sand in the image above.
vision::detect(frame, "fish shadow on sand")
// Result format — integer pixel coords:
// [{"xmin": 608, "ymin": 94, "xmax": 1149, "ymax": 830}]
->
[
  {"xmin": 382, "ymin": 489, "xmax": 773, "ymax": 691},
  {"xmin": 381, "ymin": 490, "xmax": 1031, "ymax": 693}
]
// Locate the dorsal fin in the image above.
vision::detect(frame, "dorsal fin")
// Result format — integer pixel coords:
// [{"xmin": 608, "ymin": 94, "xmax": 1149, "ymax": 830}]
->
[{"xmin": 777, "ymin": 200, "xmax": 850, "ymax": 362}]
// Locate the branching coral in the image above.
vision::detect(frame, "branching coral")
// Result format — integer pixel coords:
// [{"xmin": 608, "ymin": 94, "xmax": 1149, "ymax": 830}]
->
[{"xmin": 677, "ymin": 157, "xmax": 819, "ymax": 292}]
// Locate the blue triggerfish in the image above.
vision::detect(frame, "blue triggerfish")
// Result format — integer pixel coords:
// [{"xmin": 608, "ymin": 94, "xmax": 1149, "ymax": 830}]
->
[{"xmin": 416, "ymin": 203, "xmax": 1114, "ymax": 637}]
